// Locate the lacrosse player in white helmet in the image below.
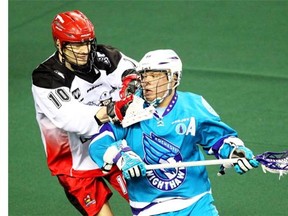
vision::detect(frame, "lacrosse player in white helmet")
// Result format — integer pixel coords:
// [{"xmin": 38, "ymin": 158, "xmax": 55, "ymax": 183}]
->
[{"xmin": 89, "ymin": 49, "xmax": 259, "ymax": 216}]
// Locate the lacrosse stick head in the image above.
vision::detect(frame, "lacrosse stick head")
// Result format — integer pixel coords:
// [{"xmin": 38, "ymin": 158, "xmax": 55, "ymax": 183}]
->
[
  {"xmin": 255, "ymin": 151, "xmax": 288, "ymax": 179},
  {"xmin": 121, "ymin": 95, "xmax": 155, "ymax": 128}
]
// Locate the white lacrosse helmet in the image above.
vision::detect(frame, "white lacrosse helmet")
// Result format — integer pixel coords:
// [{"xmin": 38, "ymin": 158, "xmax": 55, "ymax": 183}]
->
[{"xmin": 137, "ymin": 49, "xmax": 182, "ymax": 106}]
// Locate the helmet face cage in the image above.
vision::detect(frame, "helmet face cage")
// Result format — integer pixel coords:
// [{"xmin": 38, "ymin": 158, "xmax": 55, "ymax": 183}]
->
[
  {"xmin": 62, "ymin": 39, "xmax": 97, "ymax": 73},
  {"xmin": 140, "ymin": 69, "xmax": 180, "ymax": 107}
]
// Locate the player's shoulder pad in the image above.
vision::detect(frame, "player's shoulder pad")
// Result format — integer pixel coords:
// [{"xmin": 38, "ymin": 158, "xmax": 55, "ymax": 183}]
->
[
  {"xmin": 32, "ymin": 54, "xmax": 74, "ymax": 89},
  {"xmin": 178, "ymin": 91, "xmax": 202, "ymax": 101},
  {"xmin": 95, "ymin": 44, "xmax": 122, "ymax": 75},
  {"xmin": 179, "ymin": 91, "xmax": 219, "ymax": 117}
]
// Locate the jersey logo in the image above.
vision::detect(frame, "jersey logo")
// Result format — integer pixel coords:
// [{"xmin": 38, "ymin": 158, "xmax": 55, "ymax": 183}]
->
[
  {"xmin": 175, "ymin": 123, "xmax": 186, "ymax": 135},
  {"xmin": 97, "ymin": 53, "xmax": 111, "ymax": 67},
  {"xmin": 143, "ymin": 133, "xmax": 186, "ymax": 191},
  {"xmin": 72, "ymin": 88, "xmax": 81, "ymax": 99},
  {"xmin": 172, "ymin": 117, "xmax": 196, "ymax": 136},
  {"xmin": 83, "ymin": 194, "xmax": 96, "ymax": 207},
  {"xmin": 99, "ymin": 91, "xmax": 112, "ymax": 106},
  {"xmin": 53, "ymin": 70, "xmax": 65, "ymax": 79}
]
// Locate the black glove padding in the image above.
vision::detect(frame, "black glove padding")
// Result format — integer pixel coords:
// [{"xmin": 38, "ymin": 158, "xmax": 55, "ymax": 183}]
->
[
  {"xmin": 120, "ymin": 69, "xmax": 141, "ymax": 99},
  {"xmin": 107, "ymin": 94, "xmax": 134, "ymax": 123}
]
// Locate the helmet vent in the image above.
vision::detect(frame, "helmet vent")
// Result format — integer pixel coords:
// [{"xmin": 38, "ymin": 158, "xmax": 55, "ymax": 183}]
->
[
  {"xmin": 159, "ymin": 62, "xmax": 169, "ymax": 65},
  {"xmin": 54, "ymin": 21, "xmax": 63, "ymax": 29},
  {"xmin": 170, "ymin": 56, "xmax": 179, "ymax": 59}
]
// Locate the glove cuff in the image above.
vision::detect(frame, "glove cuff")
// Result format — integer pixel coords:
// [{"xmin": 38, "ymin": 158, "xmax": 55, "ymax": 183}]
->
[
  {"xmin": 214, "ymin": 136, "xmax": 245, "ymax": 159},
  {"xmin": 113, "ymin": 146, "xmax": 132, "ymax": 164}
]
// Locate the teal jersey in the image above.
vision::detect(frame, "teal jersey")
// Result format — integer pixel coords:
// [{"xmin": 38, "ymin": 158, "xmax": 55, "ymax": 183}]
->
[{"xmin": 89, "ymin": 91, "xmax": 237, "ymax": 215}]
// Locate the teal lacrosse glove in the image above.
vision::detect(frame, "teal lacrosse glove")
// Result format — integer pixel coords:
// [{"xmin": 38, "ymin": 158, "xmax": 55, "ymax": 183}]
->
[
  {"xmin": 103, "ymin": 140, "xmax": 146, "ymax": 180},
  {"xmin": 217, "ymin": 137, "xmax": 259, "ymax": 175}
]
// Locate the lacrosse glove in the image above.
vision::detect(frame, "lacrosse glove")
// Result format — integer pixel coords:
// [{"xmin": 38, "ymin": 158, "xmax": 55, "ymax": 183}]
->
[
  {"xmin": 217, "ymin": 137, "xmax": 259, "ymax": 175},
  {"xmin": 107, "ymin": 94, "xmax": 134, "ymax": 123},
  {"xmin": 119, "ymin": 69, "xmax": 141, "ymax": 99},
  {"xmin": 103, "ymin": 139, "xmax": 146, "ymax": 180}
]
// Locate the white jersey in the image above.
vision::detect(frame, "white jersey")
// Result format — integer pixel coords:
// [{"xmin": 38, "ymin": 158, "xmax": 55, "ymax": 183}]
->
[{"xmin": 32, "ymin": 45, "xmax": 138, "ymax": 177}]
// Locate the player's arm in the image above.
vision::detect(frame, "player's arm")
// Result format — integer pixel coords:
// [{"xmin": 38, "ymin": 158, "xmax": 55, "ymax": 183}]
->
[
  {"xmin": 89, "ymin": 124, "xmax": 146, "ymax": 179},
  {"xmin": 32, "ymin": 84, "xmax": 133, "ymax": 137},
  {"xmin": 195, "ymin": 96, "xmax": 259, "ymax": 174},
  {"xmin": 89, "ymin": 123, "xmax": 117, "ymax": 168},
  {"xmin": 197, "ymin": 118, "xmax": 259, "ymax": 175},
  {"xmin": 210, "ymin": 136, "xmax": 259, "ymax": 175},
  {"xmin": 196, "ymin": 118, "xmax": 259, "ymax": 175},
  {"xmin": 32, "ymin": 85, "xmax": 103, "ymax": 136},
  {"xmin": 102, "ymin": 69, "xmax": 141, "ymax": 123}
]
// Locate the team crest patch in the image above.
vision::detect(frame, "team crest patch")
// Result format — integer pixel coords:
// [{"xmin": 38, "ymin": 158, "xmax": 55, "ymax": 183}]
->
[
  {"xmin": 143, "ymin": 133, "xmax": 186, "ymax": 191},
  {"xmin": 99, "ymin": 91, "xmax": 112, "ymax": 106},
  {"xmin": 175, "ymin": 123, "xmax": 187, "ymax": 135},
  {"xmin": 97, "ymin": 53, "xmax": 111, "ymax": 67},
  {"xmin": 53, "ymin": 70, "xmax": 65, "ymax": 79},
  {"xmin": 72, "ymin": 88, "xmax": 81, "ymax": 99},
  {"xmin": 83, "ymin": 194, "xmax": 96, "ymax": 207}
]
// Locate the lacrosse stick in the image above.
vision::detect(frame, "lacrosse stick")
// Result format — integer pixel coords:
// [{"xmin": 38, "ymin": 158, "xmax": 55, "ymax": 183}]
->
[
  {"xmin": 121, "ymin": 95, "xmax": 155, "ymax": 128},
  {"xmin": 145, "ymin": 150, "xmax": 288, "ymax": 179},
  {"xmin": 255, "ymin": 150, "xmax": 288, "ymax": 179}
]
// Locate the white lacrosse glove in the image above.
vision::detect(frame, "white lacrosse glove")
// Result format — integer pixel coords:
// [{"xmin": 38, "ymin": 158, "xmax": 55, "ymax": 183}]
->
[
  {"xmin": 103, "ymin": 140, "xmax": 146, "ymax": 180},
  {"xmin": 217, "ymin": 137, "xmax": 259, "ymax": 175}
]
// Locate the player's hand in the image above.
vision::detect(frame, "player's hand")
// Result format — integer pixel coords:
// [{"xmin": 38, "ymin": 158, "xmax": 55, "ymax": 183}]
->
[
  {"xmin": 230, "ymin": 145, "xmax": 259, "ymax": 174},
  {"xmin": 218, "ymin": 137, "xmax": 259, "ymax": 175},
  {"xmin": 119, "ymin": 69, "xmax": 141, "ymax": 99},
  {"xmin": 106, "ymin": 94, "xmax": 133, "ymax": 123},
  {"xmin": 103, "ymin": 140, "xmax": 146, "ymax": 179},
  {"xmin": 114, "ymin": 148, "xmax": 146, "ymax": 180}
]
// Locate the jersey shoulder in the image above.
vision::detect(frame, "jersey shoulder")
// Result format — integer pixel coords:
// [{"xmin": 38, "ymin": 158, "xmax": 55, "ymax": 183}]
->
[
  {"xmin": 177, "ymin": 91, "xmax": 219, "ymax": 117},
  {"xmin": 178, "ymin": 91, "xmax": 202, "ymax": 102},
  {"xmin": 32, "ymin": 53, "xmax": 74, "ymax": 89},
  {"xmin": 95, "ymin": 44, "xmax": 122, "ymax": 74}
]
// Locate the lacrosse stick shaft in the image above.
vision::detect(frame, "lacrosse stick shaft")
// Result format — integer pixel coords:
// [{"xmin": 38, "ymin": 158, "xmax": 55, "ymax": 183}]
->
[{"xmin": 145, "ymin": 158, "xmax": 242, "ymax": 170}]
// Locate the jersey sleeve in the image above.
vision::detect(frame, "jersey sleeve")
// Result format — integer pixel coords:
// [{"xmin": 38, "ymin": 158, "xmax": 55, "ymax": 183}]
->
[
  {"xmin": 32, "ymin": 84, "xmax": 102, "ymax": 137},
  {"xmin": 195, "ymin": 96, "xmax": 238, "ymax": 152},
  {"xmin": 89, "ymin": 123, "xmax": 126, "ymax": 167}
]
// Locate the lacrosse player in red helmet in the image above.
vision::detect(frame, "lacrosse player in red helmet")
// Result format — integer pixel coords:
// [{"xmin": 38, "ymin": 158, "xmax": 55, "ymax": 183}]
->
[{"xmin": 31, "ymin": 10, "xmax": 139, "ymax": 216}]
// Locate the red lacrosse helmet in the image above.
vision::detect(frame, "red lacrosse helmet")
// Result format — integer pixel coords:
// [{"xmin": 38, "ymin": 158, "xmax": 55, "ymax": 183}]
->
[{"xmin": 51, "ymin": 10, "xmax": 95, "ymax": 47}]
